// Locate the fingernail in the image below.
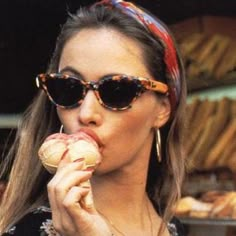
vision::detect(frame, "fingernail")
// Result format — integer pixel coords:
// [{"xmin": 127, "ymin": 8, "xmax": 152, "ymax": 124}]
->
[
  {"xmin": 61, "ymin": 150, "xmax": 68, "ymax": 160},
  {"xmin": 85, "ymin": 166, "xmax": 95, "ymax": 172},
  {"xmin": 82, "ymin": 185, "xmax": 90, "ymax": 189},
  {"xmin": 73, "ymin": 157, "xmax": 85, "ymax": 162}
]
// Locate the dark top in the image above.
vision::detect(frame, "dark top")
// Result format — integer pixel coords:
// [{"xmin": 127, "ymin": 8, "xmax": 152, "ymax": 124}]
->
[{"xmin": 2, "ymin": 206, "xmax": 185, "ymax": 236}]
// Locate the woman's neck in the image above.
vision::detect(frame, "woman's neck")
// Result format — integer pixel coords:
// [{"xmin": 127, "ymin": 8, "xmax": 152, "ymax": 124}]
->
[
  {"xmin": 91, "ymin": 173, "xmax": 169, "ymax": 236},
  {"xmin": 91, "ymin": 169, "xmax": 153, "ymax": 235},
  {"xmin": 91, "ymin": 165, "xmax": 148, "ymax": 213}
]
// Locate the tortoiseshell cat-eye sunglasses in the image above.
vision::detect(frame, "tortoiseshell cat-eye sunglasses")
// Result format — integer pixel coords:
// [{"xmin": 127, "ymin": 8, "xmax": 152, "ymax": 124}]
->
[{"xmin": 36, "ymin": 73, "xmax": 168, "ymax": 111}]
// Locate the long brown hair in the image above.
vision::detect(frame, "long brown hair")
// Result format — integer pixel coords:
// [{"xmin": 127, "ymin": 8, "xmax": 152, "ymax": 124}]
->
[{"xmin": 0, "ymin": 4, "xmax": 186, "ymax": 233}]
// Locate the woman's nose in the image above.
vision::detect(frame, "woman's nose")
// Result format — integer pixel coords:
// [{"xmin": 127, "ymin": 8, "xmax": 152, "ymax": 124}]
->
[{"xmin": 78, "ymin": 90, "xmax": 103, "ymax": 126}]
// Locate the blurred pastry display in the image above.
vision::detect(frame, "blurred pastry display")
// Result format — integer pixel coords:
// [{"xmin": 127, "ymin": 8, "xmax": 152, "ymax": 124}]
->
[
  {"xmin": 184, "ymin": 97, "xmax": 236, "ymax": 172},
  {"xmin": 175, "ymin": 191, "xmax": 236, "ymax": 219}
]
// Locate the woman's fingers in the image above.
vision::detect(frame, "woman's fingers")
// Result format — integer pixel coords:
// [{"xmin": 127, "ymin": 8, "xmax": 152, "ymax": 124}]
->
[
  {"xmin": 62, "ymin": 186, "xmax": 107, "ymax": 234},
  {"xmin": 47, "ymin": 159, "xmax": 93, "ymax": 234},
  {"xmin": 48, "ymin": 160, "xmax": 88, "ymax": 202},
  {"xmin": 62, "ymin": 186, "xmax": 90, "ymax": 212},
  {"xmin": 56, "ymin": 159, "xmax": 85, "ymax": 181},
  {"xmin": 51, "ymin": 169, "xmax": 92, "ymax": 194},
  {"xmin": 48, "ymin": 167, "xmax": 92, "ymax": 204},
  {"xmin": 47, "ymin": 161, "xmax": 85, "ymax": 215}
]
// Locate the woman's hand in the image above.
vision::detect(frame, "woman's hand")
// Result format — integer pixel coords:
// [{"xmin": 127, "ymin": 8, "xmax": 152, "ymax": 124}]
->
[{"xmin": 47, "ymin": 158, "xmax": 111, "ymax": 236}]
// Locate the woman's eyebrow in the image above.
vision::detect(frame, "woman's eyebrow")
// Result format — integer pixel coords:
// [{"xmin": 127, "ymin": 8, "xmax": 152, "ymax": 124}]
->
[
  {"xmin": 59, "ymin": 66, "xmax": 129, "ymax": 81},
  {"xmin": 59, "ymin": 66, "xmax": 84, "ymax": 78}
]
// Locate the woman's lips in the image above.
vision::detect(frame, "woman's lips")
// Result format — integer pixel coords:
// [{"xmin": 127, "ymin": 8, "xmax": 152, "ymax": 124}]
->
[{"xmin": 78, "ymin": 128, "xmax": 103, "ymax": 148}]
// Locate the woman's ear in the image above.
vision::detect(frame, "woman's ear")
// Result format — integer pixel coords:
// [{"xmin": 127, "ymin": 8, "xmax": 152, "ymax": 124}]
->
[{"xmin": 154, "ymin": 97, "xmax": 171, "ymax": 128}]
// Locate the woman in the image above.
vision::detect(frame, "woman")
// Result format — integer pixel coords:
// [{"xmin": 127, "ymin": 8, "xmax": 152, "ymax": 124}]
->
[{"xmin": 0, "ymin": 0, "xmax": 186, "ymax": 235}]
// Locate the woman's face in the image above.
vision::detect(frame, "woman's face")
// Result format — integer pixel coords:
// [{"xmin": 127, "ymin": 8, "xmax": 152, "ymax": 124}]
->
[{"xmin": 57, "ymin": 28, "xmax": 170, "ymax": 174}]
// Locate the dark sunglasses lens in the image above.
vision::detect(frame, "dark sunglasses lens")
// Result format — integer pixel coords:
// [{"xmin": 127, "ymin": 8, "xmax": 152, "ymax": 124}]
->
[
  {"xmin": 99, "ymin": 78, "xmax": 139, "ymax": 108},
  {"xmin": 45, "ymin": 77, "xmax": 84, "ymax": 107}
]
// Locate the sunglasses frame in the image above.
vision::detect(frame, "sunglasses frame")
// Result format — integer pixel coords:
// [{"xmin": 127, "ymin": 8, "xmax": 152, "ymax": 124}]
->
[{"xmin": 36, "ymin": 73, "xmax": 168, "ymax": 111}]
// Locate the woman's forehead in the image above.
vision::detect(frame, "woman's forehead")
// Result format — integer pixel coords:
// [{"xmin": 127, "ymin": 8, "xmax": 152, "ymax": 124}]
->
[{"xmin": 59, "ymin": 28, "xmax": 151, "ymax": 80}]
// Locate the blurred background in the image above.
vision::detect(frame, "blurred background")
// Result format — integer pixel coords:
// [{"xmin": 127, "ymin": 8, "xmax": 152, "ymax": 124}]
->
[{"xmin": 0, "ymin": 1, "xmax": 236, "ymax": 235}]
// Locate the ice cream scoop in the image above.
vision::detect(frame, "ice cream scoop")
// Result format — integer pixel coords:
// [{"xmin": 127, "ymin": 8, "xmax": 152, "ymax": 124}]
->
[
  {"xmin": 38, "ymin": 131, "xmax": 101, "ymax": 207},
  {"xmin": 38, "ymin": 132, "xmax": 101, "ymax": 174}
]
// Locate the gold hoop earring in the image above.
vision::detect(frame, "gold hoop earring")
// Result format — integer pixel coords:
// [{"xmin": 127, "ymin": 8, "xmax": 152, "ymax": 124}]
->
[
  {"xmin": 156, "ymin": 129, "xmax": 162, "ymax": 162},
  {"xmin": 59, "ymin": 125, "xmax": 64, "ymax": 133}
]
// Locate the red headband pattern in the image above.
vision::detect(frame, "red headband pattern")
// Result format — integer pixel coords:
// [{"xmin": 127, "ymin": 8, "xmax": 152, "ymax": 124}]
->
[{"xmin": 95, "ymin": 0, "xmax": 181, "ymax": 112}]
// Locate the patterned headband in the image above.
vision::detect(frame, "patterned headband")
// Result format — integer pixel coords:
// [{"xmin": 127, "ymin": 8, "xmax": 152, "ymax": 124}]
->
[{"xmin": 94, "ymin": 0, "xmax": 181, "ymax": 113}]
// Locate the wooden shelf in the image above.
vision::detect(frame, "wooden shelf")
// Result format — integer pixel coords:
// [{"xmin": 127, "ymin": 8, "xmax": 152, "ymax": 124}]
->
[
  {"xmin": 187, "ymin": 74, "xmax": 236, "ymax": 93},
  {"xmin": 180, "ymin": 217, "xmax": 236, "ymax": 226}
]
